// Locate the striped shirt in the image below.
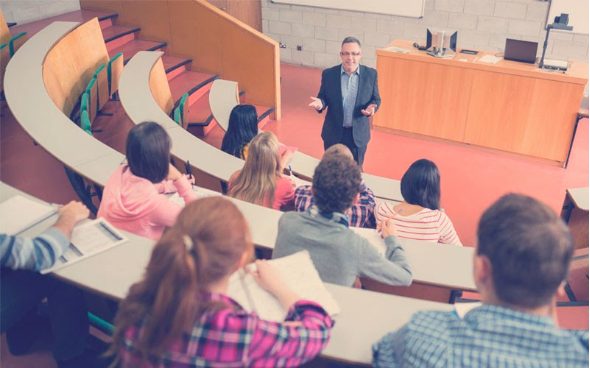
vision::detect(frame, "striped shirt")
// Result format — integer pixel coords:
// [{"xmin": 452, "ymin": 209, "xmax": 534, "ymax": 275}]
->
[
  {"xmin": 0, "ymin": 228, "xmax": 69, "ymax": 271},
  {"xmin": 373, "ymin": 304, "xmax": 589, "ymax": 368},
  {"xmin": 118, "ymin": 293, "xmax": 333, "ymax": 367},
  {"xmin": 375, "ymin": 202, "xmax": 462, "ymax": 245}
]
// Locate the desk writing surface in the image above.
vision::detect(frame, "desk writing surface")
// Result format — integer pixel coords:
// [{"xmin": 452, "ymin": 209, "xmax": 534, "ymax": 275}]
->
[
  {"xmin": 568, "ymin": 187, "xmax": 589, "ymax": 211},
  {"xmin": 4, "ymin": 21, "xmax": 120, "ymax": 169}
]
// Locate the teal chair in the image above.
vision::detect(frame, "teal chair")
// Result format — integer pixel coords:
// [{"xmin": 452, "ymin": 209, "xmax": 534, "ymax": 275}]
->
[
  {"xmin": 8, "ymin": 31, "xmax": 25, "ymax": 56},
  {"xmin": 173, "ymin": 93, "xmax": 189, "ymax": 129},
  {"xmin": 107, "ymin": 52, "xmax": 123, "ymax": 98},
  {"xmin": 80, "ymin": 109, "xmax": 92, "ymax": 136},
  {"xmin": 85, "ymin": 77, "xmax": 97, "ymax": 122}
]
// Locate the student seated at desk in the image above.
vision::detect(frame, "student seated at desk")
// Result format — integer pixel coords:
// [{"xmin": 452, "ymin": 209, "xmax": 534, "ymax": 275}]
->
[
  {"xmin": 228, "ymin": 131, "xmax": 295, "ymax": 210},
  {"xmin": 220, "ymin": 104, "xmax": 258, "ymax": 193},
  {"xmin": 110, "ymin": 197, "xmax": 333, "ymax": 367},
  {"xmin": 0, "ymin": 201, "xmax": 104, "ymax": 368},
  {"xmin": 294, "ymin": 144, "xmax": 377, "ymax": 228},
  {"xmin": 98, "ymin": 122, "xmax": 197, "ymax": 240},
  {"xmin": 373, "ymin": 194, "xmax": 589, "ymax": 368},
  {"xmin": 375, "ymin": 159, "xmax": 462, "ymax": 245},
  {"xmin": 273, "ymin": 152, "xmax": 412, "ymax": 287}
]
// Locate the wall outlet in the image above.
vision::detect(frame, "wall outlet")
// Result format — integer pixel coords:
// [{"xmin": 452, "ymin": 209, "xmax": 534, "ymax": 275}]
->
[
  {"xmin": 279, "ymin": 42, "xmax": 287, "ymax": 49},
  {"xmin": 297, "ymin": 45, "xmax": 302, "ymax": 51}
]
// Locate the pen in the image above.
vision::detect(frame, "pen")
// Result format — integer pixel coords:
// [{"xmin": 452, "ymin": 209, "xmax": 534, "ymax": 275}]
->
[{"xmin": 185, "ymin": 160, "xmax": 192, "ymax": 177}]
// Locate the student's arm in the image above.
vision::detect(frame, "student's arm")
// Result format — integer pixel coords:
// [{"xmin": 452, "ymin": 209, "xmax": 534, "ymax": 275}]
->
[
  {"xmin": 356, "ymin": 183, "xmax": 376, "ymax": 228},
  {"xmin": 356, "ymin": 236, "xmax": 412, "ymax": 286},
  {"xmin": 248, "ymin": 260, "xmax": 333, "ymax": 365},
  {"xmin": 374, "ymin": 200, "xmax": 395, "ymax": 224},
  {"xmin": 167, "ymin": 164, "xmax": 197, "ymax": 203},
  {"xmin": 438, "ymin": 211, "xmax": 462, "ymax": 246},
  {"xmin": 0, "ymin": 201, "xmax": 89, "ymax": 271}
]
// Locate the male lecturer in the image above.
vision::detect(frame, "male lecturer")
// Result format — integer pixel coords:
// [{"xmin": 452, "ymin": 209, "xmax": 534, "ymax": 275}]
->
[{"xmin": 309, "ymin": 36, "xmax": 381, "ymax": 168}]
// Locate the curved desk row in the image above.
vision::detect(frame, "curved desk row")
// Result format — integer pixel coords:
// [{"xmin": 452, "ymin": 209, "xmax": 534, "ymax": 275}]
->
[
  {"xmin": 1, "ymin": 181, "xmax": 453, "ymax": 365},
  {"xmin": 120, "ymin": 50, "xmax": 403, "ymax": 201}
]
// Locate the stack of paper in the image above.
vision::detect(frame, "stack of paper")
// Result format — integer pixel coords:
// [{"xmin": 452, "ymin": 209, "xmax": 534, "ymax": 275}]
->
[
  {"xmin": 0, "ymin": 195, "xmax": 57, "ymax": 234},
  {"xmin": 41, "ymin": 219, "xmax": 127, "ymax": 274},
  {"xmin": 227, "ymin": 250, "xmax": 340, "ymax": 322}
]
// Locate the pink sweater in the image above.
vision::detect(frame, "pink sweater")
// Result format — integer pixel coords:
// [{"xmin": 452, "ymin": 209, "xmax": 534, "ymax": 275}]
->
[{"xmin": 97, "ymin": 166, "xmax": 197, "ymax": 240}]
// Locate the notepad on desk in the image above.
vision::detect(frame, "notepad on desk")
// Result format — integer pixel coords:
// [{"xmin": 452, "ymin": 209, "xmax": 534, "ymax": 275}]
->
[
  {"xmin": 227, "ymin": 250, "xmax": 340, "ymax": 322},
  {"xmin": 41, "ymin": 218, "xmax": 127, "ymax": 274},
  {"xmin": 0, "ymin": 195, "xmax": 57, "ymax": 235}
]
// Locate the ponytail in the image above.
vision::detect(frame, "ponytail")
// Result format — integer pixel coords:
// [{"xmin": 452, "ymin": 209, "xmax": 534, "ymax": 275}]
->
[{"xmin": 111, "ymin": 197, "xmax": 253, "ymax": 362}]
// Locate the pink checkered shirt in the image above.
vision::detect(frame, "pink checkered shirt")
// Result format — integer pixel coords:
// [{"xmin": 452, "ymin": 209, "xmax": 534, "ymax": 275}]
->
[{"xmin": 117, "ymin": 293, "xmax": 333, "ymax": 367}]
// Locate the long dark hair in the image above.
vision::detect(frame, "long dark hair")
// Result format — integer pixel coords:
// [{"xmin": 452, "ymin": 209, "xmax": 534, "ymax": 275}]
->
[
  {"xmin": 110, "ymin": 197, "xmax": 253, "ymax": 362},
  {"xmin": 221, "ymin": 104, "xmax": 258, "ymax": 158},
  {"xmin": 400, "ymin": 159, "xmax": 441, "ymax": 210},
  {"xmin": 126, "ymin": 122, "xmax": 171, "ymax": 183}
]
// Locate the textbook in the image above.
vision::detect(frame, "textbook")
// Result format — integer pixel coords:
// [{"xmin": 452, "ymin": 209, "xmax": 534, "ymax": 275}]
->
[
  {"xmin": 0, "ymin": 195, "xmax": 57, "ymax": 235},
  {"xmin": 227, "ymin": 250, "xmax": 341, "ymax": 322},
  {"xmin": 41, "ymin": 218, "xmax": 127, "ymax": 274}
]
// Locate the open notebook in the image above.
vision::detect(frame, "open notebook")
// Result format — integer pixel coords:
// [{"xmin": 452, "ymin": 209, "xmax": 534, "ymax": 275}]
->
[
  {"xmin": 0, "ymin": 195, "xmax": 57, "ymax": 235},
  {"xmin": 41, "ymin": 218, "xmax": 127, "ymax": 274},
  {"xmin": 227, "ymin": 251, "xmax": 340, "ymax": 322}
]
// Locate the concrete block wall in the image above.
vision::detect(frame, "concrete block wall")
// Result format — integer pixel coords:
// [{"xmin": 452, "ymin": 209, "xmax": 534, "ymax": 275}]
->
[
  {"xmin": 262, "ymin": 0, "xmax": 589, "ymax": 69},
  {"xmin": 0, "ymin": 0, "xmax": 80, "ymax": 25}
]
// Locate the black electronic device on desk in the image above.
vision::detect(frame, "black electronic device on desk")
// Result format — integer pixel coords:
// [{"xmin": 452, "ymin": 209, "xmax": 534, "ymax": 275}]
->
[
  {"xmin": 460, "ymin": 49, "xmax": 478, "ymax": 55},
  {"xmin": 504, "ymin": 39, "xmax": 538, "ymax": 64},
  {"xmin": 413, "ymin": 29, "xmax": 457, "ymax": 58}
]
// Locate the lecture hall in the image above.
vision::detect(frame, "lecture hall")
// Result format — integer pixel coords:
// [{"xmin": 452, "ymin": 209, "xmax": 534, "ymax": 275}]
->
[{"xmin": 0, "ymin": 0, "xmax": 588, "ymax": 367}]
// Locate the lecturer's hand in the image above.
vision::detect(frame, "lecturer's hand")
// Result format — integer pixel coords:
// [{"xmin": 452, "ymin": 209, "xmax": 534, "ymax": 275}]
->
[
  {"xmin": 308, "ymin": 97, "xmax": 323, "ymax": 111},
  {"xmin": 361, "ymin": 103, "xmax": 377, "ymax": 117}
]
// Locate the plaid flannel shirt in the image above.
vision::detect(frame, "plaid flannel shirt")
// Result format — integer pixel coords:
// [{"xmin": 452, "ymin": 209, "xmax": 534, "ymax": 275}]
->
[
  {"xmin": 373, "ymin": 304, "xmax": 589, "ymax": 368},
  {"xmin": 294, "ymin": 182, "xmax": 376, "ymax": 228},
  {"xmin": 118, "ymin": 293, "xmax": 333, "ymax": 367}
]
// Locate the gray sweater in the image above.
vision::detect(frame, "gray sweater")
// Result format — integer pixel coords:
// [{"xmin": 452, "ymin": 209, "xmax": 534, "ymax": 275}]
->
[{"xmin": 273, "ymin": 209, "xmax": 413, "ymax": 287}]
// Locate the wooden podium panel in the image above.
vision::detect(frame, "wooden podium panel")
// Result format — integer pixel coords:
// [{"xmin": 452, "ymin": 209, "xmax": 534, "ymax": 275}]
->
[
  {"xmin": 464, "ymin": 71, "xmax": 583, "ymax": 161},
  {"xmin": 376, "ymin": 40, "xmax": 588, "ymax": 163},
  {"xmin": 377, "ymin": 56, "xmax": 472, "ymax": 141}
]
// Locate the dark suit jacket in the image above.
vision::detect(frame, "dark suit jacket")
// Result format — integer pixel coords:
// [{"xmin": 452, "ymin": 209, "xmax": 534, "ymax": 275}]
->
[{"xmin": 317, "ymin": 64, "xmax": 381, "ymax": 148}]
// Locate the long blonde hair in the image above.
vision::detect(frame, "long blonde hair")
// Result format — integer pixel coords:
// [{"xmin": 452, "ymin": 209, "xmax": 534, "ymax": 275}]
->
[
  {"xmin": 110, "ymin": 198, "xmax": 253, "ymax": 362},
  {"xmin": 229, "ymin": 131, "xmax": 282, "ymax": 207}
]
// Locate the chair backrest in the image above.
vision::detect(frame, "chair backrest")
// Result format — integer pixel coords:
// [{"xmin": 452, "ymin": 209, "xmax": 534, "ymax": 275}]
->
[
  {"xmin": 173, "ymin": 93, "xmax": 189, "ymax": 129},
  {"xmin": 94, "ymin": 63, "xmax": 109, "ymax": 111},
  {"xmin": 8, "ymin": 32, "xmax": 26, "ymax": 56},
  {"xmin": 209, "ymin": 79, "xmax": 239, "ymax": 131},
  {"xmin": 81, "ymin": 109, "xmax": 92, "ymax": 136},
  {"xmin": 107, "ymin": 52, "xmax": 124, "ymax": 97},
  {"xmin": 85, "ymin": 77, "xmax": 98, "ymax": 122}
]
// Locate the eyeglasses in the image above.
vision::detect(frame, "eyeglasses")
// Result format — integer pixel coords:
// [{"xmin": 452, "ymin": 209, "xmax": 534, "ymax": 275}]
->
[{"xmin": 340, "ymin": 51, "xmax": 361, "ymax": 57}]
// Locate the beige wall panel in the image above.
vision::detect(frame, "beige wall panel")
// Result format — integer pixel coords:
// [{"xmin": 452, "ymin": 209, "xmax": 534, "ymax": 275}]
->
[
  {"xmin": 375, "ymin": 56, "xmax": 471, "ymax": 142},
  {"xmin": 79, "ymin": 0, "xmax": 123, "ymax": 14},
  {"xmin": 464, "ymin": 72, "xmax": 583, "ymax": 161},
  {"xmin": 149, "ymin": 58, "xmax": 174, "ymax": 114},
  {"xmin": 118, "ymin": 1, "xmax": 170, "ymax": 42}
]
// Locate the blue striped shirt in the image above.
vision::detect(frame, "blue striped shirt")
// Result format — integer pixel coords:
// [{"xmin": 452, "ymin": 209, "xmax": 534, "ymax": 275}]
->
[
  {"xmin": 0, "ymin": 228, "xmax": 69, "ymax": 271},
  {"xmin": 341, "ymin": 65, "xmax": 359, "ymax": 128},
  {"xmin": 373, "ymin": 304, "xmax": 589, "ymax": 368}
]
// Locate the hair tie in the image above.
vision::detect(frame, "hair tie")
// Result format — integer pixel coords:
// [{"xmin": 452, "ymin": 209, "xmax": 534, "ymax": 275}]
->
[{"xmin": 182, "ymin": 235, "xmax": 193, "ymax": 251}]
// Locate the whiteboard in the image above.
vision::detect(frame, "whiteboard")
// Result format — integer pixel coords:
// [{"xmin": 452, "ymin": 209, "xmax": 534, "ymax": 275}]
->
[
  {"xmin": 271, "ymin": 0, "xmax": 425, "ymax": 18},
  {"xmin": 548, "ymin": 0, "xmax": 588, "ymax": 34}
]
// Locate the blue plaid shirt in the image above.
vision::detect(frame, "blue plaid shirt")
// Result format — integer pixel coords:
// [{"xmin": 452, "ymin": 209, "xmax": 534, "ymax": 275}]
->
[{"xmin": 373, "ymin": 304, "xmax": 589, "ymax": 368}]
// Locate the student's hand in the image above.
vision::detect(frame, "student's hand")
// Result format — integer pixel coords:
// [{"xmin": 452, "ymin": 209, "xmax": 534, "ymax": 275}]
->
[
  {"xmin": 250, "ymin": 260, "xmax": 284, "ymax": 294},
  {"xmin": 379, "ymin": 219, "xmax": 398, "ymax": 239},
  {"xmin": 53, "ymin": 201, "xmax": 90, "ymax": 238},
  {"xmin": 186, "ymin": 174, "xmax": 196, "ymax": 186},
  {"xmin": 308, "ymin": 97, "xmax": 323, "ymax": 111},
  {"xmin": 361, "ymin": 104, "xmax": 377, "ymax": 117},
  {"xmin": 167, "ymin": 164, "xmax": 183, "ymax": 182},
  {"xmin": 250, "ymin": 260, "xmax": 300, "ymax": 309}
]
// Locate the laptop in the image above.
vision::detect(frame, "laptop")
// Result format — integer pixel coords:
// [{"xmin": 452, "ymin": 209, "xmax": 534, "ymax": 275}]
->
[{"xmin": 504, "ymin": 39, "xmax": 538, "ymax": 64}]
